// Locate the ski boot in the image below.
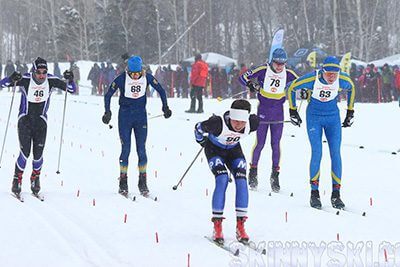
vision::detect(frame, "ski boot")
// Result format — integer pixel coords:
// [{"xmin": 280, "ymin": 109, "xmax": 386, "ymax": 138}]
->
[
  {"xmin": 30, "ymin": 170, "xmax": 41, "ymax": 194},
  {"xmin": 212, "ymin": 217, "xmax": 224, "ymax": 245},
  {"xmin": 248, "ymin": 166, "xmax": 258, "ymax": 190},
  {"xmin": 118, "ymin": 173, "xmax": 128, "ymax": 196},
  {"xmin": 270, "ymin": 168, "xmax": 280, "ymax": 192},
  {"xmin": 331, "ymin": 190, "xmax": 345, "ymax": 209},
  {"xmin": 236, "ymin": 216, "xmax": 249, "ymax": 244},
  {"xmin": 11, "ymin": 171, "xmax": 23, "ymax": 195},
  {"xmin": 138, "ymin": 173, "xmax": 149, "ymax": 196},
  {"xmin": 310, "ymin": 190, "xmax": 322, "ymax": 209}
]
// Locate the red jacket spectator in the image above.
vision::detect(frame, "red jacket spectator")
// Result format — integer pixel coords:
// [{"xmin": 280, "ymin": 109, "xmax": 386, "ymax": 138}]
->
[
  {"xmin": 190, "ymin": 56, "xmax": 209, "ymax": 87},
  {"xmin": 395, "ymin": 68, "xmax": 400, "ymax": 91}
]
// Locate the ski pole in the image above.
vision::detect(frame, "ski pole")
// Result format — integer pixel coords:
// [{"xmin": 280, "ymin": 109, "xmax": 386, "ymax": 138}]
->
[
  {"xmin": 172, "ymin": 147, "xmax": 204, "ymax": 190},
  {"xmin": 216, "ymin": 90, "xmax": 248, "ymax": 102},
  {"xmin": 0, "ymin": 83, "xmax": 17, "ymax": 168},
  {"xmin": 149, "ymin": 114, "xmax": 164, "ymax": 120},
  {"xmin": 56, "ymin": 87, "xmax": 69, "ymax": 174},
  {"xmin": 260, "ymin": 120, "xmax": 292, "ymax": 125}
]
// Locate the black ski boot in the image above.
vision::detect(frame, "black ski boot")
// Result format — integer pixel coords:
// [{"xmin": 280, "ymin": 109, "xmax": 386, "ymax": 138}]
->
[
  {"xmin": 310, "ymin": 190, "xmax": 322, "ymax": 209},
  {"xmin": 12, "ymin": 172, "xmax": 23, "ymax": 195},
  {"xmin": 331, "ymin": 190, "xmax": 345, "ymax": 209},
  {"xmin": 248, "ymin": 166, "xmax": 258, "ymax": 190},
  {"xmin": 270, "ymin": 168, "xmax": 280, "ymax": 192},
  {"xmin": 138, "ymin": 173, "xmax": 149, "ymax": 196},
  {"xmin": 119, "ymin": 173, "xmax": 128, "ymax": 195},
  {"xmin": 30, "ymin": 170, "xmax": 41, "ymax": 194}
]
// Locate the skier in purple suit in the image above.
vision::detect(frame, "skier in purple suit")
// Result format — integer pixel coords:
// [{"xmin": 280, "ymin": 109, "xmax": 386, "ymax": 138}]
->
[{"xmin": 239, "ymin": 48, "xmax": 297, "ymax": 191}]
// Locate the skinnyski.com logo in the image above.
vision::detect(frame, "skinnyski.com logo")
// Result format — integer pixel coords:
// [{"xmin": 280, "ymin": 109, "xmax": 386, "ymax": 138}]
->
[{"xmin": 229, "ymin": 240, "xmax": 400, "ymax": 266}]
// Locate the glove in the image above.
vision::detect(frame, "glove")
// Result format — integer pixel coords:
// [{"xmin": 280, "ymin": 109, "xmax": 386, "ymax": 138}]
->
[
  {"xmin": 300, "ymin": 89, "xmax": 308, "ymax": 100},
  {"xmin": 162, "ymin": 105, "xmax": 172, "ymax": 119},
  {"xmin": 10, "ymin": 71, "xmax": 22, "ymax": 83},
  {"xmin": 63, "ymin": 70, "xmax": 74, "ymax": 82},
  {"xmin": 195, "ymin": 123, "xmax": 207, "ymax": 147},
  {"xmin": 246, "ymin": 81, "xmax": 259, "ymax": 93},
  {"xmin": 289, "ymin": 108, "xmax": 302, "ymax": 127},
  {"xmin": 102, "ymin": 111, "xmax": 112, "ymax": 124},
  {"xmin": 342, "ymin": 110, "xmax": 354, "ymax": 128}
]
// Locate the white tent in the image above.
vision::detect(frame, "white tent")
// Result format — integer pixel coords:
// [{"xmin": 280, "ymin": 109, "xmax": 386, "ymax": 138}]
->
[{"xmin": 182, "ymin": 52, "xmax": 237, "ymax": 68}]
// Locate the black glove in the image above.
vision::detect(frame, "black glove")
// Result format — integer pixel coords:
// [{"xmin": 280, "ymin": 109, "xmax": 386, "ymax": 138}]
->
[
  {"xmin": 63, "ymin": 70, "xmax": 74, "ymax": 82},
  {"xmin": 246, "ymin": 81, "xmax": 259, "ymax": 93},
  {"xmin": 162, "ymin": 106, "xmax": 172, "ymax": 119},
  {"xmin": 289, "ymin": 108, "xmax": 302, "ymax": 127},
  {"xmin": 300, "ymin": 89, "xmax": 308, "ymax": 100},
  {"xmin": 342, "ymin": 110, "xmax": 354, "ymax": 128},
  {"xmin": 102, "ymin": 111, "xmax": 112, "ymax": 124},
  {"xmin": 10, "ymin": 71, "xmax": 22, "ymax": 83}
]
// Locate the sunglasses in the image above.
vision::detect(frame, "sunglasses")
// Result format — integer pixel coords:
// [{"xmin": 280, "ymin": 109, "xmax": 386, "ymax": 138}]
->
[
  {"xmin": 128, "ymin": 71, "xmax": 141, "ymax": 77},
  {"xmin": 35, "ymin": 70, "xmax": 48, "ymax": 75}
]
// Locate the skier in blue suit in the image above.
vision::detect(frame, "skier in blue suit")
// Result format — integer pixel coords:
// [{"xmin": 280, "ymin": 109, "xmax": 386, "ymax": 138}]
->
[
  {"xmin": 287, "ymin": 56, "xmax": 355, "ymax": 209},
  {"xmin": 102, "ymin": 56, "xmax": 172, "ymax": 196}
]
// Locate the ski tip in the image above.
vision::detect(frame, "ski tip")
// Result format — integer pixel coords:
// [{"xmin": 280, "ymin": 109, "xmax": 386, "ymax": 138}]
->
[
  {"xmin": 268, "ymin": 192, "xmax": 272, "ymax": 196},
  {"xmin": 132, "ymin": 196, "xmax": 136, "ymax": 201},
  {"xmin": 362, "ymin": 211, "xmax": 366, "ymax": 216},
  {"xmin": 290, "ymin": 192, "xmax": 294, "ymax": 197},
  {"xmin": 262, "ymin": 248, "xmax": 267, "ymax": 255},
  {"xmin": 154, "ymin": 196, "xmax": 158, "ymax": 201},
  {"xmin": 234, "ymin": 249, "xmax": 239, "ymax": 256},
  {"xmin": 359, "ymin": 145, "xmax": 364, "ymax": 149},
  {"xmin": 336, "ymin": 210, "xmax": 340, "ymax": 215},
  {"xmin": 391, "ymin": 151, "xmax": 397, "ymax": 155}
]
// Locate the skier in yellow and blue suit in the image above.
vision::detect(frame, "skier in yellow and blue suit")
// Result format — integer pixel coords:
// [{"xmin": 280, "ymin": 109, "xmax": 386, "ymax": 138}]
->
[{"xmin": 287, "ymin": 56, "xmax": 355, "ymax": 210}]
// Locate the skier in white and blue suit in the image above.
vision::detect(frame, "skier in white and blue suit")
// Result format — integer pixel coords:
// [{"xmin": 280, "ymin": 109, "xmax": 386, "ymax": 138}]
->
[
  {"xmin": 102, "ymin": 56, "xmax": 172, "ymax": 196},
  {"xmin": 287, "ymin": 56, "xmax": 355, "ymax": 210},
  {"xmin": 195, "ymin": 99, "xmax": 259, "ymax": 245}
]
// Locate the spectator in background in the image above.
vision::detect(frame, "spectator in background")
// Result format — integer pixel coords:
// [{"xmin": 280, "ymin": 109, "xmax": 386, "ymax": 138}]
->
[
  {"xmin": 381, "ymin": 63, "xmax": 393, "ymax": 102},
  {"xmin": 210, "ymin": 66, "xmax": 220, "ymax": 98},
  {"xmin": 98, "ymin": 62, "xmax": 107, "ymax": 95},
  {"xmin": 186, "ymin": 53, "xmax": 208, "ymax": 113},
  {"xmin": 88, "ymin": 63, "xmax": 101, "ymax": 95},
  {"xmin": 230, "ymin": 68, "xmax": 242, "ymax": 98},
  {"xmin": 70, "ymin": 62, "xmax": 81, "ymax": 95},
  {"xmin": 219, "ymin": 67, "xmax": 228, "ymax": 98},
  {"xmin": 5, "ymin": 60, "xmax": 15, "ymax": 92},
  {"xmin": 394, "ymin": 66, "xmax": 400, "ymax": 106},
  {"xmin": 175, "ymin": 65, "xmax": 184, "ymax": 98},
  {"xmin": 105, "ymin": 61, "xmax": 116, "ymax": 94},
  {"xmin": 54, "ymin": 62, "xmax": 61, "ymax": 78}
]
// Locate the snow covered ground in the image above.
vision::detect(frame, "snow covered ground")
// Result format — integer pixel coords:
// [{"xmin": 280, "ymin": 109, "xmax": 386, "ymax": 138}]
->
[{"xmin": 0, "ymin": 89, "xmax": 399, "ymax": 266}]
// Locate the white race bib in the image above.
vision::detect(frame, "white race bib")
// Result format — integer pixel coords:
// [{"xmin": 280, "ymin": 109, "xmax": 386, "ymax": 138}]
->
[
  {"xmin": 27, "ymin": 78, "xmax": 50, "ymax": 103},
  {"xmin": 261, "ymin": 65, "xmax": 287, "ymax": 99},
  {"xmin": 124, "ymin": 73, "xmax": 147, "ymax": 99},
  {"xmin": 311, "ymin": 71, "xmax": 339, "ymax": 102}
]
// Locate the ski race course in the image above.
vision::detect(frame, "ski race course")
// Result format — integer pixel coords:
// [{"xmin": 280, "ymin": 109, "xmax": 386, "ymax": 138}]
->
[{"xmin": 0, "ymin": 89, "xmax": 399, "ymax": 266}]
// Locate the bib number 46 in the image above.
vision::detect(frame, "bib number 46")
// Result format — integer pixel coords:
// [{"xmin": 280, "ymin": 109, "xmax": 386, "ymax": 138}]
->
[{"xmin": 34, "ymin": 90, "xmax": 44, "ymax": 97}]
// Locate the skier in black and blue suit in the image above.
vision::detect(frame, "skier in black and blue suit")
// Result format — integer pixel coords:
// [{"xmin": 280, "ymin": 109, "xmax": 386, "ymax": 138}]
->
[{"xmin": 102, "ymin": 56, "xmax": 172, "ymax": 196}]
